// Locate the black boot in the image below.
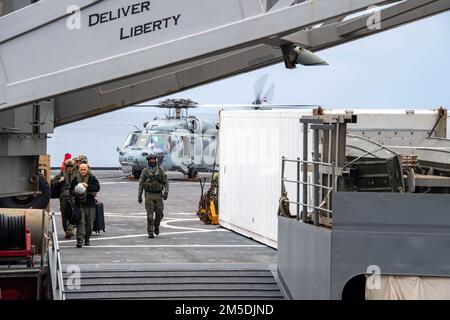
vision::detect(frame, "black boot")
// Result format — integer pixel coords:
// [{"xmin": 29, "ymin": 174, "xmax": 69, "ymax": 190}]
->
[{"xmin": 155, "ymin": 226, "xmax": 159, "ymax": 235}]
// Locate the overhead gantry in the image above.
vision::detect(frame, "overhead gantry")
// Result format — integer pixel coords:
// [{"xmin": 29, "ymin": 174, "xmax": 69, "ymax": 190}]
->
[{"xmin": 0, "ymin": 0, "xmax": 449, "ymax": 198}]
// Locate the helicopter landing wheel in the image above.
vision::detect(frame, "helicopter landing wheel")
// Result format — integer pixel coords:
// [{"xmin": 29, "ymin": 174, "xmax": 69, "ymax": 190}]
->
[
  {"xmin": 132, "ymin": 169, "xmax": 141, "ymax": 179},
  {"xmin": 188, "ymin": 168, "xmax": 198, "ymax": 179}
]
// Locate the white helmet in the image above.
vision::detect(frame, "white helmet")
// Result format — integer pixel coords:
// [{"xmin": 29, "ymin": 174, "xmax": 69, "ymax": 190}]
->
[{"xmin": 74, "ymin": 183, "xmax": 86, "ymax": 195}]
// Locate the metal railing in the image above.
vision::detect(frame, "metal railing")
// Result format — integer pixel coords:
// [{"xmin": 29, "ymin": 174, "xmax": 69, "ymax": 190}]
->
[
  {"xmin": 280, "ymin": 113, "xmax": 354, "ymax": 226},
  {"xmin": 281, "ymin": 157, "xmax": 335, "ymax": 226},
  {"xmin": 48, "ymin": 212, "xmax": 65, "ymax": 300}
]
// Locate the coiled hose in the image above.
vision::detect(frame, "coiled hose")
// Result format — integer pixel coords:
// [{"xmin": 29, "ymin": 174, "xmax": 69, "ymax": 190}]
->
[{"xmin": 0, "ymin": 214, "xmax": 26, "ymax": 250}]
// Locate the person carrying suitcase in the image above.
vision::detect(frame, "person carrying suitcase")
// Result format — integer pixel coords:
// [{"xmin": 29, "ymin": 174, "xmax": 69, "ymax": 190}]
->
[
  {"xmin": 138, "ymin": 154, "xmax": 169, "ymax": 238},
  {"xmin": 70, "ymin": 163, "xmax": 100, "ymax": 248}
]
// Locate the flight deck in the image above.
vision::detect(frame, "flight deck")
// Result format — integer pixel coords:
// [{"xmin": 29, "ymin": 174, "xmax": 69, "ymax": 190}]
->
[{"xmin": 52, "ymin": 171, "xmax": 283, "ymax": 300}]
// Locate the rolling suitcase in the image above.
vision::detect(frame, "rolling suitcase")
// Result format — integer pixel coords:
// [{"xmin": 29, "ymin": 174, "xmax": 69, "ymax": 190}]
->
[{"xmin": 93, "ymin": 201, "xmax": 105, "ymax": 233}]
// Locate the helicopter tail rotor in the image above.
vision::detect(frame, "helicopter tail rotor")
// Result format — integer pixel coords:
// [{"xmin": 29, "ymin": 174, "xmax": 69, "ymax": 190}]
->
[
  {"xmin": 253, "ymin": 74, "xmax": 276, "ymax": 107},
  {"xmin": 253, "ymin": 74, "xmax": 269, "ymax": 105},
  {"xmin": 264, "ymin": 83, "xmax": 275, "ymax": 105}
]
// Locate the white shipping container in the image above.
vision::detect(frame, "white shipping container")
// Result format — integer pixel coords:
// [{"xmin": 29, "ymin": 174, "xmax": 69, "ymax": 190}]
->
[
  {"xmin": 219, "ymin": 110, "xmax": 310, "ymax": 248},
  {"xmin": 218, "ymin": 109, "xmax": 448, "ymax": 248}
]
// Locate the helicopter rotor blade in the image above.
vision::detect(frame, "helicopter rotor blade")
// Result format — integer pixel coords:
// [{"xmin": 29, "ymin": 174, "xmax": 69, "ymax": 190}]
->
[
  {"xmin": 194, "ymin": 104, "xmax": 319, "ymax": 108},
  {"xmin": 263, "ymin": 104, "xmax": 319, "ymax": 107},
  {"xmin": 254, "ymin": 74, "xmax": 269, "ymax": 104},
  {"xmin": 134, "ymin": 104, "xmax": 198, "ymax": 109},
  {"xmin": 132, "ymin": 104, "xmax": 161, "ymax": 108},
  {"xmin": 249, "ymin": 104, "xmax": 318, "ymax": 109},
  {"xmin": 131, "ymin": 102, "xmax": 320, "ymax": 109},
  {"xmin": 264, "ymin": 83, "xmax": 275, "ymax": 104}
]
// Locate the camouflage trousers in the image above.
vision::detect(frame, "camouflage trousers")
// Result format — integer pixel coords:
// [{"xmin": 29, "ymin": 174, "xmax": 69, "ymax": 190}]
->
[
  {"xmin": 59, "ymin": 194, "xmax": 74, "ymax": 232},
  {"xmin": 145, "ymin": 191, "xmax": 164, "ymax": 235},
  {"xmin": 76, "ymin": 205, "xmax": 96, "ymax": 243}
]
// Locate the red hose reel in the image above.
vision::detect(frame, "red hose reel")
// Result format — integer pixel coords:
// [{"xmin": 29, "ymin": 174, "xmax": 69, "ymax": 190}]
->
[{"xmin": 0, "ymin": 213, "xmax": 32, "ymax": 267}]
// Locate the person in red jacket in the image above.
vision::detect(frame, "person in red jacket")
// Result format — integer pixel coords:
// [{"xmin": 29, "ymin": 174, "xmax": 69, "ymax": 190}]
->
[{"xmin": 60, "ymin": 153, "xmax": 72, "ymax": 172}]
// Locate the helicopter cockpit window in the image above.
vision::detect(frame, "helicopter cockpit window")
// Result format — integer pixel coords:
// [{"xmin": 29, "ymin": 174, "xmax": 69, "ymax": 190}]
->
[
  {"xmin": 136, "ymin": 134, "xmax": 151, "ymax": 148},
  {"xmin": 122, "ymin": 133, "xmax": 139, "ymax": 148},
  {"xmin": 146, "ymin": 135, "xmax": 167, "ymax": 151}
]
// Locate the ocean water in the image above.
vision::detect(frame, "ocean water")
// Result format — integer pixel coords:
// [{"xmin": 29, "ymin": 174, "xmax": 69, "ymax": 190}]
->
[{"xmin": 48, "ymin": 107, "xmax": 220, "ymax": 167}]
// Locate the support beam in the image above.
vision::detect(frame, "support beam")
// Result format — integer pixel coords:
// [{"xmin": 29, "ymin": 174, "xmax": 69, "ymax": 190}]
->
[
  {"xmin": 0, "ymin": 100, "xmax": 53, "ymax": 197},
  {"xmin": 239, "ymin": 0, "xmax": 267, "ymax": 17},
  {"xmin": 268, "ymin": 0, "xmax": 299, "ymax": 12},
  {"xmin": 337, "ymin": 0, "xmax": 438, "ymax": 36},
  {"xmin": 285, "ymin": 0, "xmax": 450, "ymax": 51},
  {"xmin": 0, "ymin": 0, "xmax": 393, "ymax": 114},
  {"xmin": 54, "ymin": 44, "xmax": 282, "ymax": 125}
]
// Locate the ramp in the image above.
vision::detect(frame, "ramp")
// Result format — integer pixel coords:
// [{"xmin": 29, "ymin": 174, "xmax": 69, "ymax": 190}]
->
[
  {"xmin": 63, "ymin": 264, "xmax": 285, "ymax": 300},
  {"xmin": 2, "ymin": 1, "xmax": 449, "ymax": 125}
]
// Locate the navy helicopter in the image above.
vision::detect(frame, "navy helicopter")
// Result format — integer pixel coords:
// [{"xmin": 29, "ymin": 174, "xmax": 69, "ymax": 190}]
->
[
  {"xmin": 117, "ymin": 75, "xmax": 315, "ymax": 178},
  {"xmin": 117, "ymin": 98, "xmax": 219, "ymax": 179}
]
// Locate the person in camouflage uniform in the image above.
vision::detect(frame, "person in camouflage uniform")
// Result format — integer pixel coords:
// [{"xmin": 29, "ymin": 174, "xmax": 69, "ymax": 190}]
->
[
  {"xmin": 70, "ymin": 163, "xmax": 100, "ymax": 248},
  {"xmin": 77, "ymin": 155, "xmax": 88, "ymax": 165},
  {"xmin": 138, "ymin": 154, "xmax": 169, "ymax": 238},
  {"xmin": 51, "ymin": 159, "xmax": 77, "ymax": 238},
  {"xmin": 76, "ymin": 155, "xmax": 88, "ymax": 171}
]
